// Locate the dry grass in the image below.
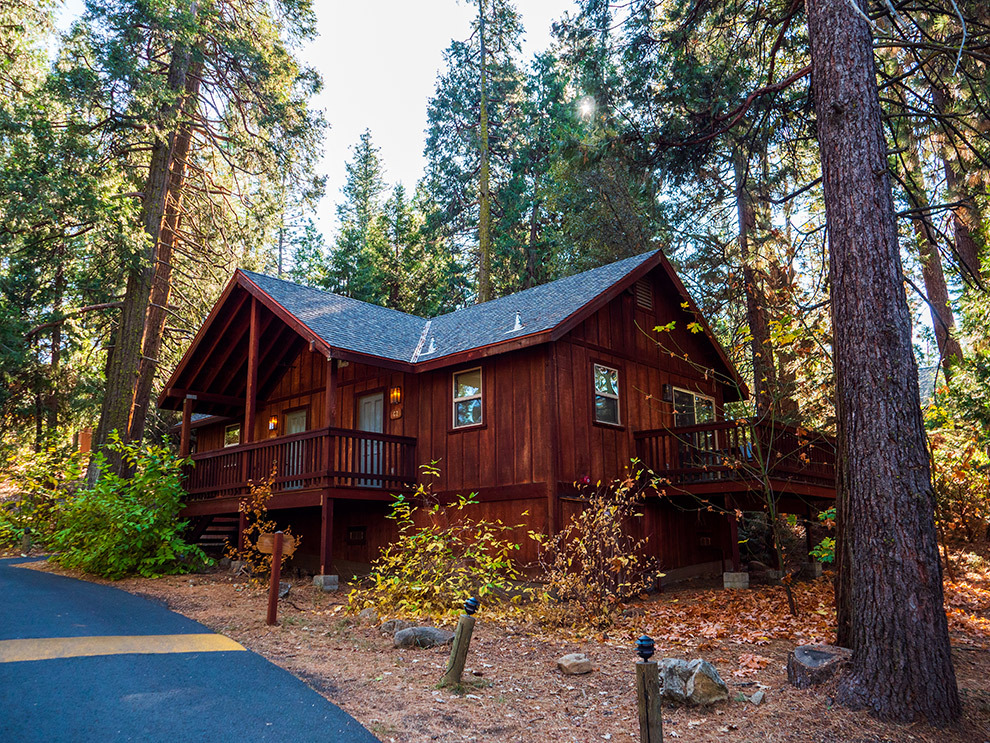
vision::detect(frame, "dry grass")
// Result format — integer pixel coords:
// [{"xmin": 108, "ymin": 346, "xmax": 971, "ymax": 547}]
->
[{"xmin": 10, "ymin": 545, "xmax": 990, "ymax": 743}]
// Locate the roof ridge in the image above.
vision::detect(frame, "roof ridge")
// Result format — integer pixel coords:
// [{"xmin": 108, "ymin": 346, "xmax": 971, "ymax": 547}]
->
[{"xmin": 240, "ymin": 269, "xmax": 427, "ymax": 324}]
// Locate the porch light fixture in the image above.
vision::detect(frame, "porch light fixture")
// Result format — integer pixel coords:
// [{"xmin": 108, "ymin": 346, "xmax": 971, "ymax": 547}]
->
[
  {"xmin": 389, "ymin": 386, "xmax": 402, "ymax": 405},
  {"xmin": 268, "ymin": 415, "xmax": 278, "ymax": 431}
]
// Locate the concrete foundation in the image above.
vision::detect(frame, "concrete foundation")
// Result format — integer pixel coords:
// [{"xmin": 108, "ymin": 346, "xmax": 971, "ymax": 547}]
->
[
  {"xmin": 802, "ymin": 562, "xmax": 823, "ymax": 578},
  {"xmin": 723, "ymin": 571, "xmax": 750, "ymax": 589},
  {"xmin": 313, "ymin": 574, "xmax": 339, "ymax": 592}
]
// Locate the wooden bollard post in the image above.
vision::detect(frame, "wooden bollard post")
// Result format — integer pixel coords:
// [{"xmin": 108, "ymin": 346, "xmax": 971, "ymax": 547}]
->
[
  {"xmin": 440, "ymin": 597, "xmax": 480, "ymax": 687},
  {"xmin": 635, "ymin": 635, "xmax": 663, "ymax": 743},
  {"xmin": 266, "ymin": 531, "xmax": 284, "ymax": 626}
]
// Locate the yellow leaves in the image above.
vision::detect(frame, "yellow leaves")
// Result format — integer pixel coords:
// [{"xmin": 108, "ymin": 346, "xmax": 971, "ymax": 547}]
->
[{"xmin": 686, "ymin": 321, "xmax": 703, "ymax": 334}]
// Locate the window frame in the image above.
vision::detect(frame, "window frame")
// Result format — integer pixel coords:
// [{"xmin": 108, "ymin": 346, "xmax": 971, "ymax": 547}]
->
[
  {"xmin": 671, "ymin": 386, "xmax": 717, "ymax": 427},
  {"xmin": 223, "ymin": 423, "xmax": 241, "ymax": 448},
  {"xmin": 592, "ymin": 362, "xmax": 622, "ymax": 427},
  {"xmin": 452, "ymin": 367, "xmax": 484, "ymax": 430}
]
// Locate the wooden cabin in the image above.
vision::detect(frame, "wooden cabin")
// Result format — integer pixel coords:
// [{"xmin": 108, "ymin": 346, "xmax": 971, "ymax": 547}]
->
[{"xmin": 160, "ymin": 250, "xmax": 835, "ymax": 579}]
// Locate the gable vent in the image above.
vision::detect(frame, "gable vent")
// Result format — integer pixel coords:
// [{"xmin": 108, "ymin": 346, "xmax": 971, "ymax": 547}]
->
[{"xmin": 634, "ymin": 279, "xmax": 654, "ymax": 311}]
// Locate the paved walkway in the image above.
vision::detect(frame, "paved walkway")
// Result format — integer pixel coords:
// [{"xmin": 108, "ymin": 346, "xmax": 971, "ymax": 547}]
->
[{"xmin": 0, "ymin": 557, "xmax": 379, "ymax": 742}]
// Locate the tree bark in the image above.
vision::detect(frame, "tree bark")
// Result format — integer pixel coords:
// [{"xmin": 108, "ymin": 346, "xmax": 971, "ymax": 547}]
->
[
  {"xmin": 899, "ymin": 135, "xmax": 962, "ymax": 373},
  {"xmin": 807, "ymin": 0, "xmax": 960, "ymax": 724},
  {"xmin": 90, "ymin": 31, "xmax": 195, "ymax": 480},
  {"xmin": 734, "ymin": 149, "xmax": 778, "ymax": 417},
  {"xmin": 476, "ymin": 0, "xmax": 493, "ymax": 303},
  {"xmin": 128, "ymin": 57, "xmax": 203, "ymax": 445}
]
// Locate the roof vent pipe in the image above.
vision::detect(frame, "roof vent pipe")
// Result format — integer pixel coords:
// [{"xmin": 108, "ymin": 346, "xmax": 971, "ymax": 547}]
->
[
  {"xmin": 426, "ymin": 337, "xmax": 436, "ymax": 354},
  {"xmin": 512, "ymin": 313, "xmax": 523, "ymax": 332}
]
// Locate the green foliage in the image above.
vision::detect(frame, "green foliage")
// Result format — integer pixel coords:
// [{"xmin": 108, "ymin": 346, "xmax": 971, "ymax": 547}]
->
[
  {"xmin": 0, "ymin": 443, "xmax": 82, "ymax": 548},
  {"xmin": 532, "ymin": 476, "xmax": 660, "ymax": 630},
  {"xmin": 926, "ymin": 401, "xmax": 990, "ymax": 542},
  {"xmin": 225, "ymin": 466, "xmax": 299, "ymax": 584},
  {"xmin": 348, "ymin": 464, "xmax": 527, "ymax": 618},
  {"xmin": 48, "ymin": 434, "xmax": 207, "ymax": 579},
  {"xmin": 810, "ymin": 507, "xmax": 835, "ymax": 564}
]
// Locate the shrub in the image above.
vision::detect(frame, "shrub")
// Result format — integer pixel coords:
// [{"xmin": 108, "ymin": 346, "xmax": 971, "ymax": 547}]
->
[
  {"xmin": 0, "ymin": 443, "xmax": 82, "ymax": 548},
  {"xmin": 49, "ymin": 434, "xmax": 207, "ymax": 579},
  {"xmin": 348, "ymin": 464, "xmax": 528, "ymax": 618},
  {"xmin": 225, "ymin": 467, "xmax": 299, "ymax": 585},
  {"xmin": 810, "ymin": 507, "xmax": 835, "ymax": 563},
  {"xmin": 532, "ymin": 476, "xmax": 661, "ymax": 630}
]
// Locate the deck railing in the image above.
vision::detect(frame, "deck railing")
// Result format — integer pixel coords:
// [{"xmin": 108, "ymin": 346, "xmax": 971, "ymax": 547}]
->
[
  {"xmin": 184, "ymin": 427, "xmax": 417, "ymax": 501},
  {"xmin": 634, "ymin": 419, "xmax": 836, "ymax": 490}
]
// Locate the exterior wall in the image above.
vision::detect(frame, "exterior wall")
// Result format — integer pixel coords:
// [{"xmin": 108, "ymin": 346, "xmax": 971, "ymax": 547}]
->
[
  {"xmin": 552, "ymin": 269, "xmax": 726, "ymax": 487},
  {"xmin": 413, "ymin": 345, "xmax": 551, "ymax": 497}
]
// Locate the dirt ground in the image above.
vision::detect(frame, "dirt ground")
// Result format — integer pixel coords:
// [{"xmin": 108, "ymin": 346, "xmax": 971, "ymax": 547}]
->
[{"xmin": 10, "ymin": 548, "xmax": 990, "ymax": 743}]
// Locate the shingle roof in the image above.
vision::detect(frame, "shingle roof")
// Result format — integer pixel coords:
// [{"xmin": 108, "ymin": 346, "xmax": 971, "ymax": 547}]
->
[
  {"xmin": 241, "ymin": 271, "xmax": 427, "ymax": 363},
  {"xmin": 241, "ymin": 251, "xmax": 658, "ymax": 365}
]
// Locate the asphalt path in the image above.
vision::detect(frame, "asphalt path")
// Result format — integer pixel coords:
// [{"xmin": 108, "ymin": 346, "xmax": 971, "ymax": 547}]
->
[{"xmin": 0, "ymin": 557, "xmax": 380, "ymax": 742}]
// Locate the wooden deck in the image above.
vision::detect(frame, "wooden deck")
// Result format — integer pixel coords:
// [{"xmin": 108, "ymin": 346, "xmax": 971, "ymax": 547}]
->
[
  {"xmin": 183, "ymin": 427, "xmax": 417, "ymax": 508},
  {"xmin": 634, "ymin": 419, "xmax": 837, "ymax": 499}
]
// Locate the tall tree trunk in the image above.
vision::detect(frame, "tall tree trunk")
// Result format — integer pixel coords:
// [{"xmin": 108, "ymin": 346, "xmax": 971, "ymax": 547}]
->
[
  {"xmin": 90, "ymin": 36, "xmax": 195, "ymax": 479},
  {"xmin": 128, "ymin": 57, "xmax": 203, "ymax": 446},
  {"xmin": 524, "ymin": 195, "xmax": 540, "ymax": 289},
  {"xmin": 476, "ymin": 0, "xmax": 493, "ymax": 303},
  {"xmin": 807, "ymin": 0, "xmax": 960, "ymax": 724},
  {"xmin": 734, "ymin": 149, "xmax": 778, "ymax": 416},
  {"xmin": 930, "ymin": 83, "xmax": 984, "ymax": 286},
  {"xmin": 900, "ymin": 135, "xmax": 963, "ymax": 372},
  {"xmin": 47, "ymin": 256, "xmax": 64, "ymax": 434}
]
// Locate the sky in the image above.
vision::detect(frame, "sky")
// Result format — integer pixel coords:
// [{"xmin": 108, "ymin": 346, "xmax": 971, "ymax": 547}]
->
[{"xmin": 57, "ymin": 0, "xmax": 577, "ymax": 237}]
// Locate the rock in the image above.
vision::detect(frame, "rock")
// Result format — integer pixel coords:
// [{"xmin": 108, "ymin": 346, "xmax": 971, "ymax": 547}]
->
[
  {"xmin": 749, "ymin": 690, "xmax": 765, "ymax": 705},
  {"xmin": 659, "ymin": 659, "xmax": 692, "ymax": 704},
  {"xmin": 393, "ymin": 626, "xmax": 455, "ymax": 649},
  {"xmin": 278, "ymin": 581, "xmax": 291, "ymax": 599},
  {"xmin": 686, "ymin": 659, "xmax": 729, "ymax": 706},
  {"xmin": 557, "ymin": 653, "xmax": 593, "ymax": 675},
  {"xmin": 358, "ymin": 607, "xmax": 379, "ymax": 624},
  {"xmin": 802, "ymin": 562, "xmax": 823, "ymax": 579},
  {"xmin": 786, "ymin": 644, "xmax": 851, "ymax": 689},
  {"xmin": 723, "ymin": 571, "xmax": 750, "ymax": 589},
  {"xmin": 380, "ymin": 619, "xmax": 414, "ymax": 635},
  {"xmin": 230, "ymin": 560, "xmax": 250, "ymax": 575},
  {"xmin": 312, "ymin": 574, "xmax": 339, "ymax": 592},
  {"xmin": 218, "ymin": 557, "xmax": 232, "ymax": 569}
]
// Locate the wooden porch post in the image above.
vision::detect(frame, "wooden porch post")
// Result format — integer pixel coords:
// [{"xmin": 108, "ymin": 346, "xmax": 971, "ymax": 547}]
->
[
  {"xmin": 244, "ymin": 296, "xmax": 259, "ymax": 443},
  {"xmin": 544, "ymin": 345, "xmax": 560, "ymax": 536},
  {"xmin": 179, "ymin": 396, "xmax": 193, "ymax": 457},
  {"xmin": 727, "ymin": 497, "xmax": 742, "ymax": 572},
  {"xmin": 322, "ymin": 357, "xmax": 337, "ymax": 485},
  {"xmin": 320, "ymin": 493, "xmax": 334, "ymax": 575},
  {"xmin": 241, "ymin": 297, "xmax": 259, "ymax": 486}
]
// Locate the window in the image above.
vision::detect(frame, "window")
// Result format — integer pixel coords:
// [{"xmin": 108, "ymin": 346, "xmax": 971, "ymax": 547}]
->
[
  {"xmin": 593, "ymin": 364, "xmax": 620, "ymax": 425},
  {"xmin": 223, "ymin": 424, "xmax": 241, "ymax": 447},
  {"xmin": 673, "ymin": 388, "xmax": 715, "ymax": 427},
  {"xmin": 453, "ymin": 368, "xmax": 483, "ymax": 428}
]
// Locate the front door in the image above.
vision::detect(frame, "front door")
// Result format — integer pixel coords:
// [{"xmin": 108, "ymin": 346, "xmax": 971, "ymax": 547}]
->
[
  {"xmin": 356, "ymin": 392, "xmax": 384, "ymax": 486},
  {"xmin": 284, "ymin": 409, "xmax": 307, "ymax": 489}
]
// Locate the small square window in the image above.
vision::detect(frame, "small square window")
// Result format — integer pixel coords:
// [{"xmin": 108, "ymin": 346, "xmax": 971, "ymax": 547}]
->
[
  {"xmin": 594, "ymin": 364, "xmax": 620, "ymax": 425},
  {"xmin": 453, "ymin": 368, "xmax": 483, "ymax": 428},
  {"xmin": 223, "ymin": 424, "xmax": 241, "ymax": 447}
]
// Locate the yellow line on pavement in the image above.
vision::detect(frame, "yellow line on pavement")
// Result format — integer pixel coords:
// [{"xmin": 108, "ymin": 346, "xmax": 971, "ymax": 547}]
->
[{"xmin": 0, "ymin": 634, "xmax": 246, "ymax": 663}]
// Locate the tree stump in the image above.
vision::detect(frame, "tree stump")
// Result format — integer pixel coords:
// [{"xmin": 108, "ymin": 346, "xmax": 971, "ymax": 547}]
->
[{"xmin": 786, "ymin": 644, "xmax": 851, "ymax": 688}]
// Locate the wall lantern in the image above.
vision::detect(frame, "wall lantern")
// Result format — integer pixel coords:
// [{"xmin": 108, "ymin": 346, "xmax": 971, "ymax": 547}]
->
[
  {"xmin": 389, "ymin": 386, "xmax": 402, "ymax": 405},
  {"xmin": 268, "ymin": 415, "xmax": 279, "ymax": 432}
]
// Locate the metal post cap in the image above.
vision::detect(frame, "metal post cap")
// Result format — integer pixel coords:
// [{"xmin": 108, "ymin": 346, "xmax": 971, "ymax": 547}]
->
[
  {"xmin": 636, "ymin": 635, "xmax": 655, "ymax": 661},
  {"xmin": 464, "ymin": 597, "xmax": 480, "ymax": 615}
]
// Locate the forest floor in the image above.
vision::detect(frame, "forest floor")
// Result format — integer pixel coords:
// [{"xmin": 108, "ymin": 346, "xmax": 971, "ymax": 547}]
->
[{"xmin": 9, "ymin": 545, "xmax": 990, "ymax": 743}]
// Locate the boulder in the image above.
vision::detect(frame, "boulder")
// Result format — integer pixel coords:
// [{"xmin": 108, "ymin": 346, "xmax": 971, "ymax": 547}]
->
[
  {"xmin": 393, "ymin": 626, "xmax": 455, "ymax": 649},
  {"xmin": 786, "ymin": 644, "xmax": 851, "ymax": 688},
  {"xmin": 381, "ymin": 619, "xmax": 414, "ymax": 635},
  {"xmin": 358, "ymin": 607, "xmax": 379, "ymax": 625},
  {"xmin": 312, "ymin": 574, "xmax": 339, "ymax": 592},
  {"xmin": 659, "ymin": 659, "xmax": 692, "ymax": 704},
  {"xmin": 686, "ymin": 659, "xmax": 729, "ymax": 706},
  {"xmin": 658, "ymin": 658, "xmax": 728, "ymax": 706},
  {"xmin": 278, "ymin": 581, "xmax": 291, "ymax": 599},
  {"xmin": 557, "ymin": 653, "xmax": 593, "ymax": 675},
  {"xmin": 749, "ymin": 690, "xmax": 765, "ymax": 705}
]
